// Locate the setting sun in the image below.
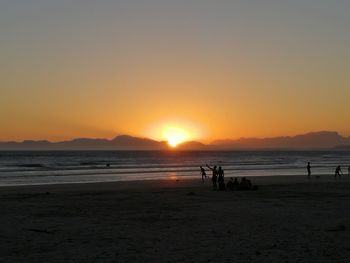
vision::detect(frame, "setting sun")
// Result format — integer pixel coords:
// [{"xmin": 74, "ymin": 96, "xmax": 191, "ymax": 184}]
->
[
  {"xmin": 143, "ymin": 119, "xmax": 205, "ymax": 147},
  {"xmin": 162, "ymin": 127, "xmax": 190, "ymax": 147}
]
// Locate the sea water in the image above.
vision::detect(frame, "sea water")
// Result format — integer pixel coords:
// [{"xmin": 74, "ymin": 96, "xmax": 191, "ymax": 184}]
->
[{"xmin": 0, "ymin": 151, "xmax": 349, "ymax": 186}]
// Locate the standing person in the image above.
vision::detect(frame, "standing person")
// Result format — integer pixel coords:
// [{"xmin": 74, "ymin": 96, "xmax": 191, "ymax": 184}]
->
[
  {"xmin": 307, "ymin": 162, "xmax": 311, "ymax": 178},
  {"xmin": 348, "ymin": 166, "xmax": 350, "ymax": 176},
  {"xmin": 200, "ymin": 166, "xmax": 207, "ymax": 182},
  {"xmin": 206, "ymin": 164, "xmax": 218, "ymax": 190},
  {"xmin": 218, "ymin": 166, "xmax": 225, "ymax": 190},
  {"xmin": 335, "ymin": 165, "xmax": 342, "ymax": 179}
]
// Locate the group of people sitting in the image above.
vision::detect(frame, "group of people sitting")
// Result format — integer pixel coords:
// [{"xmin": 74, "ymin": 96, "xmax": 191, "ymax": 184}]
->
[
  {"xmin": 226, "ymin": 177, "xmax": 258, "ymax": 191},
  {"xmin": 200, "ymin": 164, "xmax": 258, "ymax": 191}
]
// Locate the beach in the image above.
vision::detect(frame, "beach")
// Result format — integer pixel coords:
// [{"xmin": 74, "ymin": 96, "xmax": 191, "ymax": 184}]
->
[{"xmin": 1, "ymin": 175, "xmax": 350, "ymax": 262}]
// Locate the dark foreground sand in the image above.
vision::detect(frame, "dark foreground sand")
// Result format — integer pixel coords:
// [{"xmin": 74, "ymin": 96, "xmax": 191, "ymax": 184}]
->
[{"xmin": 1, "ymin": 176, "xmax": 350, "ymax": 263}]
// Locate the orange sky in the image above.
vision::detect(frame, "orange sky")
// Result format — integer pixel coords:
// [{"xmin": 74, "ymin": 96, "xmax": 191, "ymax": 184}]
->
[{"xmin": 1, "ymin": 1, "xmax": 350, "ymax": 142}]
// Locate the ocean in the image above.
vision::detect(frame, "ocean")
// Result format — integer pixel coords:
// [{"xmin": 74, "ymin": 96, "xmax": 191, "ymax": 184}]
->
[{"xmin": 0, "ymin": 150, "xmax": 349, "ymax": 186}]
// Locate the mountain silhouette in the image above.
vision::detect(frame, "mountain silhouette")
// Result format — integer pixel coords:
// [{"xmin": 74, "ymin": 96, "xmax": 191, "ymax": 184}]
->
[
  {"xmin": 109, "ymin": 135, "xmax": 168, "ymax": 150},
  {"xmin": 211, "ymin": 131, "xmax": 350, "ymax": 149},
  {"xmin": 0, "ymin": 131, "xmax": 349, "ymax": 150},
  {"xmin": 0, "ymin": 135, "xmax": 168, "ymax": 150},
  {"xmin": 176, "ymin": 141, "xmax": 209, "ymax": 150}
]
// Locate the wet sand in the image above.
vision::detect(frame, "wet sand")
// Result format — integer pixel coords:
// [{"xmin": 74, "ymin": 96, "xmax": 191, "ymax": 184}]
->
[{"xmin": 1, "ymin": 175, "xmax": 350, "ymax": 262}]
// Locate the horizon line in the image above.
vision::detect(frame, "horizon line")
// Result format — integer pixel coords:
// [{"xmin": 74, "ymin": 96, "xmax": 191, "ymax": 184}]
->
[{"xmin": 1, "ymin": 130, "xmax": 348, "ymax": 144}]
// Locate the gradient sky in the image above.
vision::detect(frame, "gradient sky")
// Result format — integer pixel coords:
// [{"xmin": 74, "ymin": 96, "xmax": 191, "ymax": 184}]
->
[{"xmin": 1, "ymin": 0, "xmax": 349, "ymax": 142}]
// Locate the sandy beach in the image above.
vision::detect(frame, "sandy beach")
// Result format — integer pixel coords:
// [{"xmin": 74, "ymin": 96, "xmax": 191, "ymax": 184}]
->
[{"xmin": 1, "ymin": 175, "xmax": 350, "ymax": 262}]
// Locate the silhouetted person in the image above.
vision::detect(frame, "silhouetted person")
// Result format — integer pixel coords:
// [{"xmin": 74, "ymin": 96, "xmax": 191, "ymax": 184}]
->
[
  {"xmin": 348, "ymin": 166, "xmax": 350, "ymax": 176},
  {"xmin": 200, "ymin": 166, "xmax": 207, "ymax": 182},
  {"xmin": 206, "ymin": 164, "xmax": 217, "ymax": 190},
  {"xmin": 247, "ymin": 179, "xmax": 252, "ymax": 189},
  {"xmin": 106, "ymin": 163, "xmax": 110, "ymax": 168},
  {"xmin": 233, "ymin": 177, "xmax": 239, "ymax": 190},
  {"xmin": 217, "ymin": 166, "xmax": 225, "ymax": 190},
  {"xmin": 226, "ymin": 178, "xmax": 234, "ymax": 190},
  {"xmin": 307, "ymin": 162, "xmax": 311, "ymax": 178},
  {"xmin": 335, "ymin": 165, "xmax": 342, "ymax": 178}
]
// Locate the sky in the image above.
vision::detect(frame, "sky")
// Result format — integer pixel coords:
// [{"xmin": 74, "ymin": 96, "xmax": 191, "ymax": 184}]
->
[{"xmin": 1, "ymin": 0, "xmax": 349, "ymax": 143}]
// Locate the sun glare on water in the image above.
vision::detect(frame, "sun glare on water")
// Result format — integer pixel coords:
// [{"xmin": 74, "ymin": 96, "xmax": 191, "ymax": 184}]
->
[{"xmin": 163, "ymin": 127, "xmax": 190, "ymax": 147}]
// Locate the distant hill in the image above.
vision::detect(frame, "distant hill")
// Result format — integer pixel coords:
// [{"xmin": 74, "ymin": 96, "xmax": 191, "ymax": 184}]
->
[
  {"xmin": 333, "ymin": 145, "xmax": 350, "ymax": 150},
  {"xmin": 109, "ymin": 135, "xmax": 168, "ymax": 150},
  {"xmin": 0, "ymin": 131, "xmax": 349, "ymax": 150},
  {"xmin": 211, "ymin": 131, "xmax": 350, "ymax": 150},
  {"xmin": 176, "ymin": 141, "xmax": 209, "ymax": 150},
  {"xmin": 0, "ymin": 135, "xmax": 168, "ymax": 150}
]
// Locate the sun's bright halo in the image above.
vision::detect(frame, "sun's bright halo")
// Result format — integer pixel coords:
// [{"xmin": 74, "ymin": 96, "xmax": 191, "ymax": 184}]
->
[{"xmin": 162, "ymin": 127, "xmax": 190, "ymax": 147}]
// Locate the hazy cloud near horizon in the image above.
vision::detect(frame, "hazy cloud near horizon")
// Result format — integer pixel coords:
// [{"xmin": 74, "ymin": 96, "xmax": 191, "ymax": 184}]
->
[{"xmin": 1, "ymin": 0, "xmax": 349, "ymax": 141}]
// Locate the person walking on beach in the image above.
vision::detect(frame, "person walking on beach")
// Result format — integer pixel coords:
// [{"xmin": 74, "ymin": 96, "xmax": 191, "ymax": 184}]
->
[
  {"xmin": 335, "ymin": 165, "xmax": 342, "ymax": 178},
  {"xmin": 206, "ymin": 164, "xmax": 218, "ymax": 190},
  {"xmin": 200, "ymin": 166, "xmax": 207, "ymax": 182},
  {"xmin": 307, "ymin": 162, "xmax": 311, "ymax": 178}
]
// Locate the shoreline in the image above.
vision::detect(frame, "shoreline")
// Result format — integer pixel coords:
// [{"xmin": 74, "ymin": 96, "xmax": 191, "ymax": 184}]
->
[{"xmin": 1, "ymin": 174, "xmax": 349, "ymax": 193}]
